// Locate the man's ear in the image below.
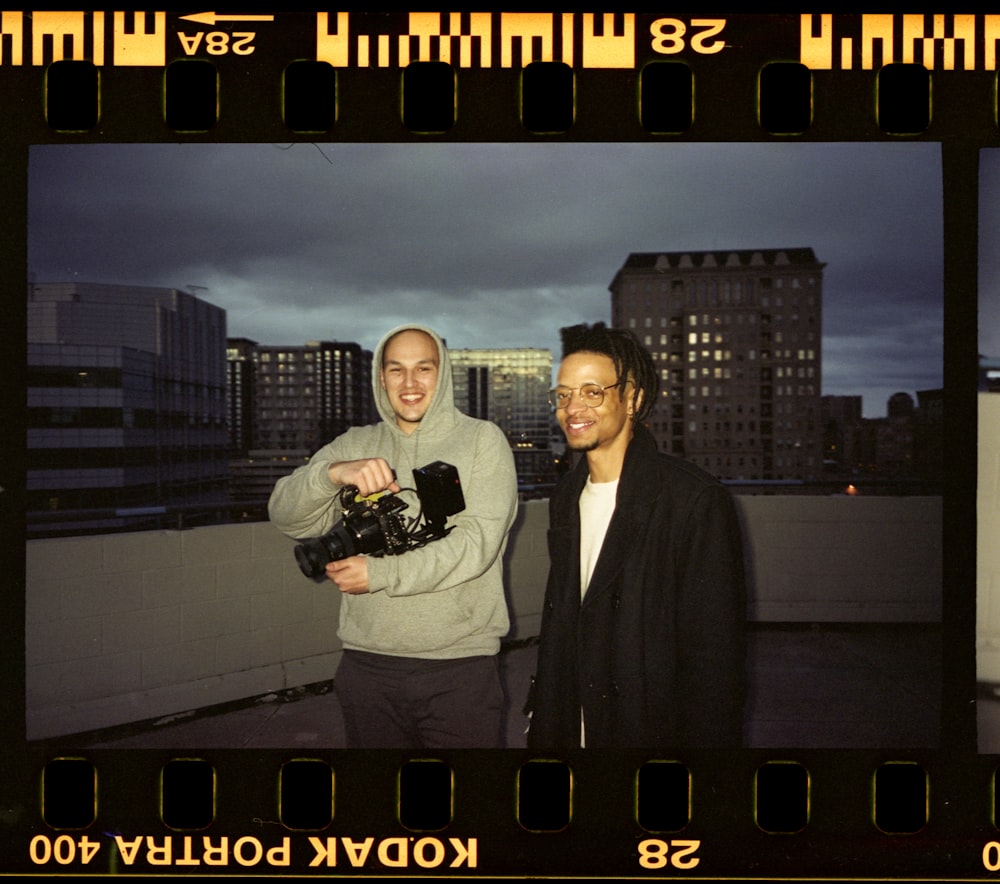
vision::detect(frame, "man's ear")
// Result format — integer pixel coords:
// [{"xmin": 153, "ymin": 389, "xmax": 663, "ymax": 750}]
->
[{"xmin": 629, "ymin": 385, "xmax": 644, "ymax": 418}]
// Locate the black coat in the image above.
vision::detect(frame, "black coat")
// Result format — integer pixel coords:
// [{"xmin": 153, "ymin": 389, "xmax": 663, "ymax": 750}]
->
[{"xmin": 526, "ymin": 424, "xmax": 747, "ymax": 749}]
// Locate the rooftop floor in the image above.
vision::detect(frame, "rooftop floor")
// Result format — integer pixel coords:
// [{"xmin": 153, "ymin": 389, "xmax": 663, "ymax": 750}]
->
[{"xmin": 33, "ymin": 623, "xmax": 942, "ymax": 751}]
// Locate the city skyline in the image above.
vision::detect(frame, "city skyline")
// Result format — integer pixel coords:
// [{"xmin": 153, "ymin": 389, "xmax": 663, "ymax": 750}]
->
[{"xmin": 27, "ymin": 141, "xmax": 944, "ymax": 418}]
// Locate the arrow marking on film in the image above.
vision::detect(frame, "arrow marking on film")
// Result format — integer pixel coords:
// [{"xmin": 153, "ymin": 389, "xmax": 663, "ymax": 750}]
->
[{"xmin": 180, "ymin": 12, "xmax": 276, "ymax": 26}]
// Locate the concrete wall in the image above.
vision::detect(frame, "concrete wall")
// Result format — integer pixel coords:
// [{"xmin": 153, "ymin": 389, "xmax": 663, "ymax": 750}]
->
[
  {"xmin": 738, "ymin": 495, "xmax": 941, "ymax": 622},
  {"xmin": 979, "ymin": 393, "xmax": 1000, "ymax": 681},
  {"xmin": 26, "ymin": 494, "xmax": 941, "ymax": 740}
]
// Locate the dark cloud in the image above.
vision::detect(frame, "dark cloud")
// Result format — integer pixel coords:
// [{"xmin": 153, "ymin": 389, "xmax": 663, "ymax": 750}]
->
[{"xmin": 28, "ymin": 141, "xmax": 943, "ymax": 416}]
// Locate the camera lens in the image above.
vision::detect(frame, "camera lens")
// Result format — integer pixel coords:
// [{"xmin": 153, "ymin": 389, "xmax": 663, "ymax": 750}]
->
[
  {"xmin": 293, "ymin": 524, "xmax": 358, "ymax": 579},
  {"xmin": 321, "ymin": 525, "xmax": 354, "ymax": 561},
  {"xmin": 294, "ymin": 539, "xmax": 331, "ymax": 580}
]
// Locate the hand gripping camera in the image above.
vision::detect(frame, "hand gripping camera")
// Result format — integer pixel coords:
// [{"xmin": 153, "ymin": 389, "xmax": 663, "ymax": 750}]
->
[{"xmin": 293, "ymin": 461, "xmax": 466, "ymax": 581}]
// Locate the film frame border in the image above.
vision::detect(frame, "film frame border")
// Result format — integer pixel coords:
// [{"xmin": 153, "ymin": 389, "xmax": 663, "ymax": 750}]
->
[{"xmin": 0, "ymin": 8, "xmax": 988, "ymax": 879}]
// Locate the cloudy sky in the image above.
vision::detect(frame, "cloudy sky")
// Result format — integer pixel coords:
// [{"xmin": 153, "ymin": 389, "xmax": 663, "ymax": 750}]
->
[{"xmin": 27, "ymin": 141, "xmax": 944, "ymax": 417}]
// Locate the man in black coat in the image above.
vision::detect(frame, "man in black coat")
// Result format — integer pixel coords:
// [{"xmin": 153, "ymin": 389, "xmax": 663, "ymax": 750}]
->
[{"xmin": 526, "ymin": 323, "xmax": 747, "ymax": 749}]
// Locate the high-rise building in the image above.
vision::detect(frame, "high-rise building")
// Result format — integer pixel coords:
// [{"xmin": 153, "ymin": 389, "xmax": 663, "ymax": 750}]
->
[
  {"xmin": 248, "ymin": 340, "xmax": 374, "ymax": 453},
  {"xmin": 608, "ymin": 248, "xmax": 825, "ymax": 481},
  {"xmin": 27, "ymin": 282, "xmax": 229, "ymax": 533},
  {"xmin": 450, "ymin": 348, "xmax": 551, "ymax": 445},
  {"xmin": 226, "ymin": 339, "xmax": 375, "ymax": 503},
  {"xmin": 226, "ymin": 337, "xmax": 257, "ymax": 456},
  {"xmin": 449, "ymin": 347, "xmax": 558, "ymax": 487}
]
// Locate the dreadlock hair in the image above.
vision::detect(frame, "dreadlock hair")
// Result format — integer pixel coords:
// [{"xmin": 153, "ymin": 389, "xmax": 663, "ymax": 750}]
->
[{"xmin": 559, "ymin": 322, "xmax": 659, "ymax": 424}]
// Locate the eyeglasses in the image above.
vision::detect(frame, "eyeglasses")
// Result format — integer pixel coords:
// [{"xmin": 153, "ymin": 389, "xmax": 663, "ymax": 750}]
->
[{"xmin": 548, "ymin": 382, "xmax": 619, "ymax": 410}]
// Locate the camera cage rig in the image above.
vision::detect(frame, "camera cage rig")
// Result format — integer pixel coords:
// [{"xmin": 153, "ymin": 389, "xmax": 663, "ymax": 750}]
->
[
  {"xmin": 293, "ymin": 461, "xmax": 466, "ymax": 581},
  {"xmin": 337, "ymin": 459, "xmax": 466, "ymax": 553}
]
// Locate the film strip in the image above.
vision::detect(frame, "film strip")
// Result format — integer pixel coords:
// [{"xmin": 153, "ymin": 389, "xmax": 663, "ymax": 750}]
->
[{"xmin": 0, "ymin": 8, "xmax": 991, "ymax": 880}]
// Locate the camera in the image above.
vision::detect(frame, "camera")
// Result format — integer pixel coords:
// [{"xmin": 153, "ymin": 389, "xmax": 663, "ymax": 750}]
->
[{"xmin": 293, "ymin": 461, "xmax": 466, "ymax": 580}]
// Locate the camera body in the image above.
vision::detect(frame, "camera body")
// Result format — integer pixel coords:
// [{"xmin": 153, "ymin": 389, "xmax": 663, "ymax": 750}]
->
[{"xmin": 293, "ymin": 461, "xmax": 465, "ymax": 580}]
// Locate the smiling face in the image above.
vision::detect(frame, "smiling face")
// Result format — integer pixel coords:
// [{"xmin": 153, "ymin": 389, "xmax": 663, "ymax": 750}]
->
[
  {"xmin": 554, "ymin": 351, "xmax": 637, "ymax": 468},
  {"xmin": 380, "ymin": 329, "xmax": 440, "ymax": 434}
]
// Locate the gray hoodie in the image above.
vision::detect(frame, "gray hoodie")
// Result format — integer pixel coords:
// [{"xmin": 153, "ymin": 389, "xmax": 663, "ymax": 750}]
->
[{"xmin": 268, "ymin": 324, "xmax": 518, "ymax": 659}]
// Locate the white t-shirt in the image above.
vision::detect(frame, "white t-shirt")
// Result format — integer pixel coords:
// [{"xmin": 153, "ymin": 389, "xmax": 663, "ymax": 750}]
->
[
  {"xmin": 579, "ymin": 475, "xmax": 619, "ymax": 598},
  {"xmin": 578, "ymin": 475, "xmax": 619, "ymax": 746}
]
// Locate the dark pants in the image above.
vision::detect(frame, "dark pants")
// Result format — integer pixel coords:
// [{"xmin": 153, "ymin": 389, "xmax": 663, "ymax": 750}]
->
[{"xmin": 333, "ymin": 650, "xmax": 506, "ymax": 749}]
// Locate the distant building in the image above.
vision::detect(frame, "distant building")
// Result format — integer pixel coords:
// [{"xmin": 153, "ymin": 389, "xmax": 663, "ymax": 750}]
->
[
  {"xmin": 822, "ymin": 394, "xmax": 863, "ymax": 472},
  {"xmin": 246, "ymin": 340, "xmax": 374, "ymax": 453},
  {"xmin": 888, "ymin": 391, "xmax": 916, "ymax": 419},
  {"xmin": 857, "ymin": 406, "xmax": 914, "ymax": 476},
  {"xmin": 913, "ymin": 388, "xmax": 943, "ymax": 484},
  {"xmin": 226, "ymin": 338, "xmax": 375, "ymax": 502},
  {"xmin": 228, "ymin": 449, "xmax": 311, "ymax": 506},
  {"xmin": 849, "ymin": 389, "xmax": 942, "ymax": 487},
  {"xmin": 449, "ymin": 347, "xmax": 558, "ymax": 487},
  {"xmin": 608, "ymin": 248, "xmax": 825, "ymax": 481},
  {"xmin": 27, "ymin": 282, "xmax": 229, "ymax": 533},
  {"xmin": 226, "ymin": 337, "xmax": 257, "ymax": 456}
]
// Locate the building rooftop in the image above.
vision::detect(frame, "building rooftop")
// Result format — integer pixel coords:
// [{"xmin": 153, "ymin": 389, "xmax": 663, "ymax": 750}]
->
[{"xmin": 616, "ymin": 247, "xmax": 824, "ymax": 273}]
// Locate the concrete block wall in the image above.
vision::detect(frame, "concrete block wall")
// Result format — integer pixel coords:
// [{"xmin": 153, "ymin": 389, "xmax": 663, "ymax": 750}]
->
[
  {"xmin": 26, "ymin": 495, "xmax": 941, "ymax": 740},
  {"xmin": 501, "ymin": 499, "xmax": 549, "ymax": 641},
  {"xmin": 25, "ymin": 521, "xmax": 343, "ymax": 741},
  {"xmin": 978, "ymin": 393, "xmax": 1000, "ymax": 682},
  {"xmin": 738, "ymin": 494, "xmax": 942, "ymax": 622}
]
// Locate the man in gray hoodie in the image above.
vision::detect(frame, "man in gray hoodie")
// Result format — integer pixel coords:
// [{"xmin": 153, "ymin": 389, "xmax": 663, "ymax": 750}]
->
[{"xmin": 268, "ymin": 324, "xmax": 518, "ymax": 748}]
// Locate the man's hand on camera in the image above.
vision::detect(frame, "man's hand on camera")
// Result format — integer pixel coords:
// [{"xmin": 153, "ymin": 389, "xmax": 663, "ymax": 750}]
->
[
  {"xmin": 327, "ymin": 458, "xmax": 401, "ymax": 497},
  {"xmin": 326, "ymin": 556, "xmax": 370, "ymax": 594}
]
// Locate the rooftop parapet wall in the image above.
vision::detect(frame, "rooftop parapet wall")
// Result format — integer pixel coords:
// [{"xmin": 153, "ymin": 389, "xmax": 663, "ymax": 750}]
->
[{"xmin": 26, "ymin": 494, "xmax": 941, "ymax": 741}]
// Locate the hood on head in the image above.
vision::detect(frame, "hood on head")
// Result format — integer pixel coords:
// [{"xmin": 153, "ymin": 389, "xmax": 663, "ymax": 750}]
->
[{"xmin": 371, "ymin": 323, "xmax": 455, "ymax": 431}]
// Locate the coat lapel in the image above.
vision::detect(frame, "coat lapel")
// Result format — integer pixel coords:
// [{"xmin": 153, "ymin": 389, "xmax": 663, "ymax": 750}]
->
[
  {"xmin": 579, "ymin": 426, "xmax": 659, "ymax": 608},
  {"xmin": 580, "ymin": 503, "xmax": 642, "ymax": 607}
]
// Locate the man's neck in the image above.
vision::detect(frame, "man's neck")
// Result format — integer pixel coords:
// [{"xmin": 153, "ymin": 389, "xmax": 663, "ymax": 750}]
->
[{"xmin": 586, "ymin": 448, "xmax": 626, "ymax": 485}]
